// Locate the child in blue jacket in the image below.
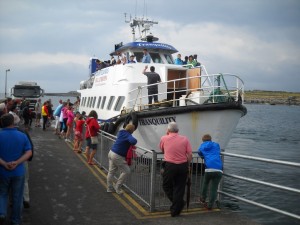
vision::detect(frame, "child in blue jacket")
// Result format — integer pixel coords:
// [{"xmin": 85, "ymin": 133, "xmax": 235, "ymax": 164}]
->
[{"xmin": 198, "ymin": 134, "xmax": 223, "ymax": 209}]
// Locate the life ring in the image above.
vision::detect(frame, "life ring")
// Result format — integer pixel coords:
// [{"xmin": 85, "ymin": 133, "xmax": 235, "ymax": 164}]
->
[{"xmin": 123, "ymin": 111, "xmax": 138, "ymax": 130}]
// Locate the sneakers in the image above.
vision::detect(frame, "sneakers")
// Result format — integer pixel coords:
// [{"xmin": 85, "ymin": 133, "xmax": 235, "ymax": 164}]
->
[
  {"xmin": 65, "ymin": 138, "xmax": 71, "ymax": 142},
  {"xmin": 113, "ymin": 184, "xmax": 123, "ymax": 195},
  {"xmin": 107, "ymin": 188, "xmax": 115, "ymax": 193}
]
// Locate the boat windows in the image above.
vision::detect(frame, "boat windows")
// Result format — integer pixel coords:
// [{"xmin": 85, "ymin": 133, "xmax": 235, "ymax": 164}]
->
[
  {"xmin": 133, "ymin": 52, "xmax": 144, "ymax": 63},
  {"xmin": 83, "ymin": 97, "xmax": 87, "ymax": 107},
  {"xmin": 101, "ymin": 96, "xmax": 107, "ymax": 109},
  {"xmin": 164, "ymin": 54, "xmax": 174, "ymax": 64},
  {"xmin": 97, "ymin": 97, "xmax": 102, "ymax": 109},
  {"xmin": 89, "ymin": 97, "xmax": 93, "ymax": 108},
  {"xmin": 87, "ymin": 97, "xmax": 91, "ymax": 108},
  {"xmin": 114, "ymin": 96, "xmax": 125, "ymax": 111},
  {"xmin": 92, "ymin": 96, "xmax": 96, "ymax": 108},
  {"xmin": 107, "ymin": 96, "xmax": 115, "ymax": 110},
  {"xmin": 149, "ymin": 53, "xmax": 162, "ymax": 63}
]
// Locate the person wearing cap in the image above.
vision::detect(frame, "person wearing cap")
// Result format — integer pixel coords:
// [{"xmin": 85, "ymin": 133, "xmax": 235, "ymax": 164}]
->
[
  {"xmin": 159, "ymin": 122, "xmax": 192, "ymax": 217},
  {"xmin": 142, "ymin": 49, "xmax": 151, "ymax": 63},
  {"xmin": 127, "ymin": 55, "xmax": 136, "ymax": 63},
  {"xmin": 198, "ymin": 134, "xmax": 223, "ymax": 210},
  {"xmin": 107, "ymin": 124, "xmax": 137, "ymax": 194}
]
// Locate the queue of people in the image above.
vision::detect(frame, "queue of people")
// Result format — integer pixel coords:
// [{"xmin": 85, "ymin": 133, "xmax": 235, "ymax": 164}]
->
[{"xmin": 1, "ymin": 95, "xmax": 221, "ymax": 222}]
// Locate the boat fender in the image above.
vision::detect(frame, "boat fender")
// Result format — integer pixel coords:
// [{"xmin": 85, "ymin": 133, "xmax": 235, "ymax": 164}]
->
[
  {"xmin": 124, "ymin": 111, "xmax": 138, "ymax": 130},
  {"xmin": 108, "ymin": 122, "xmax": 116, "ymax": 134},
  {"xmin": 103, "ymin": 122, "xmax": 109, "ymax": 132}
]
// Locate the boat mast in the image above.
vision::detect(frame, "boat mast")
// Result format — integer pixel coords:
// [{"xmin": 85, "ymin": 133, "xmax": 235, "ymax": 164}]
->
[{"xmin": 124, "ymin": 13, "xmax": 158, "ymax": 42}]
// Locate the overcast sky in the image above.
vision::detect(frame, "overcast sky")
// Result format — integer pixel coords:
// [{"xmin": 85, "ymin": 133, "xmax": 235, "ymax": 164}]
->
[{"xmin": 0, "ymin": 0, "xmax": 300, "ymax": 93}]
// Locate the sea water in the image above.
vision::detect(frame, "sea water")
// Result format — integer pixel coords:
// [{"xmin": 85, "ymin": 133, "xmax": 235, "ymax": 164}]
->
[{"xmin": 224, "ymin": 104, "xmax": 300, "ymax": 225}]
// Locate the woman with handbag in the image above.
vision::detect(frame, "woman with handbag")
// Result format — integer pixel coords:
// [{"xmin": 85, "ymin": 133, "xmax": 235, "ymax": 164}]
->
[{"xmin": 85, "ymin": 110, "xmax": 100, "ymax": 165}]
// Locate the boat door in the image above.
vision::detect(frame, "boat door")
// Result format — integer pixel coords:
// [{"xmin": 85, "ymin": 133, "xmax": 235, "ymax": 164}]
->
[
  {"xmin": 187, "ymin": 67, "xmax": 201, "ymax": 91},
  {"xmin": 166, "ymin": 67, "xmax": 201, "ymax": 105}
]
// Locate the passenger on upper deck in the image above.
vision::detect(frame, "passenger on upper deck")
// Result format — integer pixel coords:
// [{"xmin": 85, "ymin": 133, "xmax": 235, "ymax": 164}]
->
[
  {"xmin": 110, "ymin": 56, "xmax": 116, "ymax": 65},
  {"xmin": 186, "ymin": 55, "xmax": 198, "ymax": 68},
  {"xmin": 127, "ymin": 55, "xmax": 136, "ymax": 63},
  {"xmin": 117, "ymin": 52, "xmax": 127, "ymax": 65},
  {"xmin": 183, "ymin": 56, "xmax": 188, "ymax": 65},
  {"xmin": 142, "ymin": 49, "xmax": 151, "ymax": 63},
  {"xmin": 96, "ymin": 59, "xmax": 108, "ymax": 70},
  {"xmin": 174, "ymin": 54, "xmax": 183, "ymax": 65}
]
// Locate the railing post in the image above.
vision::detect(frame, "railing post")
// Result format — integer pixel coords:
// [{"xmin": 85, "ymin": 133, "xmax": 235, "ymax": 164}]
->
[
  {"xmin": 100, "ymin": 131, "xmax": 104, "ymax": 167},
  {"xmin": 149, "ymin": 150, "xmax": 157, "ymax": 212},
  {"xmin": 218, "ymin": 149, "xmax": 225, "ymax": 204}
]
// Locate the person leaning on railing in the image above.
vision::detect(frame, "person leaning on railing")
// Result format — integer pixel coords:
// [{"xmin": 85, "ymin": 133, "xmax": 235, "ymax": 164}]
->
[
  {"xmin": 106, "ymin": 124, "xmax": 137, "ymax": 195},
  {"xmin": 159, "ymin": 122, "xmax": 192, "ymax": 217},
  {"xmin": 198, "ymin": 134, "xmax": 223, "ymax": 210}
]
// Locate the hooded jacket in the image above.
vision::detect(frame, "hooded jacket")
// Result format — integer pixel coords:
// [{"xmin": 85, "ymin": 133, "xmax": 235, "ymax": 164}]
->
[
  {"xmin": 198, "ymin": 141, "xmax": 223, "ymax": 171},
  {"xmin": 85, "ymin": 117, "xmax": 100, "ymax": 138},
  {"xmin": 111, "ymin": 130, "xmax": 137, "ymax": 157}
]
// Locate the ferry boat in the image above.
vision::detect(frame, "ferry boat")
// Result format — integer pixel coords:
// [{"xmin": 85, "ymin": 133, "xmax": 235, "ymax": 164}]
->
[{"xmin": 78, "ymin": 16, "xmax": 247, "ymax": 153}]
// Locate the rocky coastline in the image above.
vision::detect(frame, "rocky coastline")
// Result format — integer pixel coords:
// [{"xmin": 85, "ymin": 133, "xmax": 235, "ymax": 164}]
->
[{"xmin": 244, "ymin": 90, "xmax": 300, "ymax": 105}]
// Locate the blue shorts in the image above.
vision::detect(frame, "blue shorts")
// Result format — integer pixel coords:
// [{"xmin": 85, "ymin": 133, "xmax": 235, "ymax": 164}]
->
[{"xmin": 86, "ymin": 137, "xmax": 97, "ymax": 149}]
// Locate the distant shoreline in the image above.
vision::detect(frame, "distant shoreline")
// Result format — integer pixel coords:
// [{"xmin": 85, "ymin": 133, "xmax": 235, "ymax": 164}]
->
[{"xmin": 244, "ymin": 90, "xmax": 300, "ymax": 105}]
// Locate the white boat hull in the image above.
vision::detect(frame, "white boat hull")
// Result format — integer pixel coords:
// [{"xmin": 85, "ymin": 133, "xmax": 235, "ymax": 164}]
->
[{"xmin": 131, "ymin": 108, "xmax": 243, "ymax": 154}]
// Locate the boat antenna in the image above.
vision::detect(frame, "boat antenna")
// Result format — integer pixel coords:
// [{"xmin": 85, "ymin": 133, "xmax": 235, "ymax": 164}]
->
[{"xmin": 124, "ymin": 13, "xmax": 158, "ymax": 42}]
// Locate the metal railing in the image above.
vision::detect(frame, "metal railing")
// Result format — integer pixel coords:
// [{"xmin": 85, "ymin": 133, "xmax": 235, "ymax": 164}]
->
[
  {"xmin": 91, "ymin": 130, "xmax": 205, "ymax": 212},
  {"xmin": 220, "ymin": 152, "xmax": 300, "ymax": 221},
  {"xmin": 78, "ymin": 130, "xmax": 300, "ymax": 221},
  {"xmin": 127, "ymin": 71, "xmax": 244, "ymax": 111}
]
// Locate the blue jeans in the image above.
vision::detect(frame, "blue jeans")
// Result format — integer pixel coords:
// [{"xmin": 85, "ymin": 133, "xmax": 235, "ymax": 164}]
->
[{"xmin": 0, "ymin": 175, "xmax": 25, "ymax": 224}]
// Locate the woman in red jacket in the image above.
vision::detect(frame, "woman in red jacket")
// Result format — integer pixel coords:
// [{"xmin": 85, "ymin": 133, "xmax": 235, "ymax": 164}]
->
[{"xmin": 85, "ymin": 110, "xmax": 100, "ymax": 165}]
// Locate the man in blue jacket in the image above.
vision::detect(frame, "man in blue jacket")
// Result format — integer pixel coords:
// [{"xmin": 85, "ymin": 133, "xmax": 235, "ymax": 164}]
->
[
  {"xmin": 107, "ymin": 124, "xmax": 137, "ymax": 194},
  {"xmin": 198, "ymin": 134, "xmax": 223, "ymax": 210}
]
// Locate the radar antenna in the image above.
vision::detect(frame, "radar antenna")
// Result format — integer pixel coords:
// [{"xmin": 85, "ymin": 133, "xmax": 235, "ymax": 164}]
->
[{"xmin": 124, "ymin": 13, "xmax": 158, "ymax": 42}]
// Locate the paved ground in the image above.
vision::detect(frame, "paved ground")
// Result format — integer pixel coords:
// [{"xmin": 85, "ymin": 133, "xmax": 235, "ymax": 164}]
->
[{"xmin": 5, "ymin": 126, "xmax": 261, "ymax": 225}]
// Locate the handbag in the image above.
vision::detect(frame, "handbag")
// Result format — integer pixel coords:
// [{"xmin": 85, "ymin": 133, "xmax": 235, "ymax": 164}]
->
[
  {"xmin": 87, "ymin": 122, "xmax": 99, "ymax": 144},
  {"xmin": 90, "ymin": 136, "xmax": 99, "ymax": 144}
]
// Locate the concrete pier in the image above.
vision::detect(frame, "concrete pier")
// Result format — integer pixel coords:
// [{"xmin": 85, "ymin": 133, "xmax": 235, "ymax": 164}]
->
[{"xmin": 13, "ymin": 126, "xmax": 261, "ymax": 225}]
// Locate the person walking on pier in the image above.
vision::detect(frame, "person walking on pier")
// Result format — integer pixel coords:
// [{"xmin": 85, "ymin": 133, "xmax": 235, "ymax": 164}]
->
[
  {"xmin": 85, "ymin": 110, "xmax": 100, "ymax": 165},
  {"xmin": 107, "ymin": 124, "xmax": 137, "ymax": 194},
  {"xmin": 41, "ymin": 101, "xmax": 50, "ymax": 131},
  {"xmin": 0, "ymin": 114, "xmax": 33, "ymax": 225},
  {"xmin": 198, "ymin": 134, "xmax": 223, "ymax": 210},
  {"xmin": 159, "ymin": 122, "xmax": 192, "ymax": 217}
]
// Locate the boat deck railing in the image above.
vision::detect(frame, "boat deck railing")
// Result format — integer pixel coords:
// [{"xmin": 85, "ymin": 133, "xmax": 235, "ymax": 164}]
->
[
  {"xmin": 127, "ymin": 69, "xmax": 245, "ymax": 111},
  {"xmin": 88, "ymin": 130, "xmax": 300, "ymax": 222}
]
